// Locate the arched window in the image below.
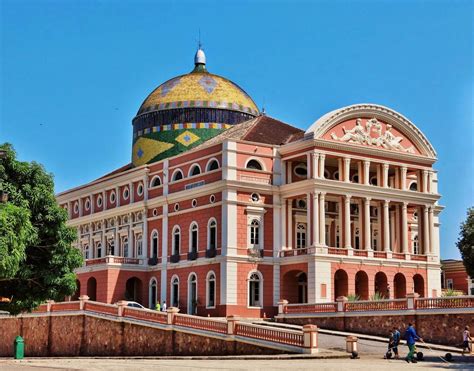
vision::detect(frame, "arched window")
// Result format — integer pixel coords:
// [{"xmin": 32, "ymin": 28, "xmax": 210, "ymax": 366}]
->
[
  {"xmin": 84, "ymin": 245, "xmax": 90, "ymax": 260},
  {"xmin": 296, "ymin": 223, "xmax": 307, "ymax": 249},
  {"xmin": 248, "ymin": 272, "xmax": 262, "ymax": 307},
  {"xmin": 246, "ymin": 159, "xmax": 263, "ymax": 171},
  {"xmin": 370, "ymin": 176, "xmax": 378, "ymax": 186},
  {"xmin": 250, "ymin": 219, "xmax": 260, "ymax": 247},
  {"xmin": 190, "ymin": 223, "xmax": 198, "ymax": 253},
  {"xmin": 208, "ymin": 219, "xmax": 217, "ymax": 250},
  {"xmin": 333, "ymin": 171, "xmax": 340, "ymax": 181},
  {"xmin": 149, "ymin": 278, "xmax": 157, "ymax": 309},
  {"xmin": 150, "ymin": 176, "xmax": 161, "ymax": 188},
  {"xmin": 413, "ymin": 235, "xmax": 419, "ymax": 255},
  {"xmin": 172, "ymin": 169, "xmax": 183, "ymax": 182},
  {"xmin": 324, "ymin": 169, "xmax": 330, "ymax": 179},
  {"xmin": 189, "ymin": 164, "xmax": 201, "ymax": 177},
  {"xmin": 136, "ymin": 234, "xmax": 143, "ymax": 256},
  {"xmin": 206, "ymin": 158, "xmax": 220, "ymax": 171},
  {"xmin": 206, "ymin": 272, "xmax": 216, "ymax": 308},
  {"xmin": 151, "ymin": 231, "xmax": 159, "ymax": 258},
  {"xmin": 96, "ymin": 242, "xmax": 102, "ymax": 258},
  {"xmin": 172, "ymin": 226, "xmax": 181, "ymax": 255},
  {"xmin": 188, "ymin": 273, "xmax": 198, "ymax": 315},
  {"xmin": 122, "ymin": 237, "xmax": 129, "ymax": 258},
  {"xmin": 410, "ymin": 182, "xmax": 418, "ymax": 191},
  {"xmin": 171, "ymin": 276, "xmax": 179, "ymax": 308},
  {"xmin": 351, "ymin": 174, "xmax": 359, "ymax": 183}
]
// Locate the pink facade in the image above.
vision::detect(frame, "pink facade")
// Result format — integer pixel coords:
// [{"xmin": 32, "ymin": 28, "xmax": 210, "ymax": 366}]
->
[{"xmin": 58, "ymin": 58, "xmax": 443, "ymax": 318}]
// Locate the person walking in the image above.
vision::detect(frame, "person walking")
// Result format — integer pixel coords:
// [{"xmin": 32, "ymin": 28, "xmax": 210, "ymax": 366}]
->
[
  {"xmin": 155, "ymin": 301, "xmax": 161, "ymax": 312},
  {"xmin": 392, "ymin": 327, "xmax": 401, "ymax": 359},
  {"xmin": 161, "ymin": 300, "xmax": 167, "ymax": 312},
  {"xmin": 462, "ymin": 326, "xmax": 472, "ymax": 356},
  {"xmin": 405, "ymin": 322, "xmax": 423, "ymax": 363}
]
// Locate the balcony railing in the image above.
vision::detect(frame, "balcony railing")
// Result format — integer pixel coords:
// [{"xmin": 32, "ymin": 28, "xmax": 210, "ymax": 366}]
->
[
  {"xmin": 170, "ymin": 253, "xmax": 180, "ymax": 263},
  {"xmin": 85, "ymin": 256, "xmax": 142, "ymax": 266},
  {"xmin": 206, "ymin": 248, "xmax": 217, "ymax": 258}
]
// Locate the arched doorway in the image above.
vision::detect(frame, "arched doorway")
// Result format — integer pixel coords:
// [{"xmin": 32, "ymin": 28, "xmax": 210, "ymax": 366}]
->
[
  {"xmin": 125, "ymin": 277, "xmax": 143, "ymax": 304},
  {"xmin": 187, "ymin": 273, "xmax": 197, "ymax": 315},
  {"xmin": 393, "ymin": 273, "xmax": 406, "ymax": 299},
  {"xmin": 72, "ymin": 279, "xmax": 81, "ymax": 301},
  {"xmin": 87, "ymin": 277, "xmax": 97, "ymax": 301},
  {"xmin": 374, "ymin": 272, "xmax": 389, "ymax": 298},
  {"xmin": 334, "ymin": 269, "xmax": 348, "ymax": 299},
  {"xmin": 413, "ymin": 274, "xmax": 425, "ymax": 297},
  {"xmin": 355, "ymin": 271, "xmax": 369, "ymax": 300},
  {"xmin": 149, "ymin": 278, "xmax": 158, "ymax": 309},
  {"xmin": 281, "ymin": 270, "xmax": 307, "ymax": 303}
]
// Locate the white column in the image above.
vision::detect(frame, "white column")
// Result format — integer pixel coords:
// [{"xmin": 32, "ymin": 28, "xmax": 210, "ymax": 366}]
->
[
  {"xmin": 383, "ymin": 200, "xmax": 390, "ymax": 252},
  {"xmin": 344, "ymin": 157, "xmax": 351, "ymax": 183},
  {"xmin": 422, "ymin": 170, "xmax": 429, "ymax": 193},
  {"xmin": 401, "ymin": 202, "xmax": 408, "ymax": 253},
  {"xmin": 428, "ymin": 206, "xmax": 434, "ymax": 254},
  {"xmin": 344, "ymin": 195, "xmax": 352, "ymax": 249},
  {"xmin": 281, "ymin": 199, "xmax": 287, "ymax": 249},
  {"xmin": 78, "ymin": 198, "xmax": 83, "ymax": 217},
  {"xmin": 160, "ymin": 207, "xmax": 168, "ymax": 303},
  {"xmin": 312, "ymin": 153, "xmax": 319, "ymax": 179},
  {"xmin": 319, "ymin": 154, "xmax": 326, "ymax": 179},
  {"xmin": 423, "ymin": 205, "xmax": 430, "ymax": 255},
  {"xmin": 337, "ymin": 158, "xmax": 343, "ymax": 181},
  {"xmin": 313, "ymin": 193, "xmax": 319, "ymax": 246},
  {"xmin": 222, "ymin": 189, "xmax": 237, "ymax": 256},
  {"xmin": 319, "ymin": 193, "xmax": 326, "ymax": 246},
  {"xmin": 287, "ymin": 199, "xmax": 293, "ymax": 248},
  {"xmin": 376, "ymin": 164, "xmax": 381, "ymax": 187},
  {"xmin": 427, "ymin": 171, "xmax": 433, "ymax": 194},
  {"xmin": 382, "ymin": 163, "xmax": 389, "ymax": 188},
  {"xmin": 306, "ymin": 193, "xmax": 311, "ymax": 247},
  {"xmin": 306, "ymin": 153, "xmax": 311, "ymax": 179},
  {"xmin": 363, "ymin": 161, "xmax": 370, "ymax": 185},
  {"xmin": 115, "ymin": 186, "xmax": 120, "ymax": 207},
  {"xmin": 338, "ymin": 196, "xmax": 343, "ymax": 248},
  {"xmin": 364, "ymin": 197, "xmax": 371, "ymax": 250},
  {"xmin": 401, "ymin": 166, "xmax": 407, "ymax": 191},
  {"xmin": 90, "ymin": 195, "xmax": 94, "ymax": 214}
]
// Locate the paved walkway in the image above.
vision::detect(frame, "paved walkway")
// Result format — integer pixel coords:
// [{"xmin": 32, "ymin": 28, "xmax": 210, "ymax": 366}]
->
[{"xmin": 1, "ymin": 357, "xmax": 473, "ymax": 370}]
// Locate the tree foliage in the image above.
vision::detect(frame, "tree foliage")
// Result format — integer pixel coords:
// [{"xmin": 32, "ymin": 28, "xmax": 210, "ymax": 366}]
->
[
  {"xmin": 0, "ymin": 143, "xmax": 82, "ymax": 314},
  {"xmin": 456, "ymin": 207, "xmax": 474, "ymax": 278}
]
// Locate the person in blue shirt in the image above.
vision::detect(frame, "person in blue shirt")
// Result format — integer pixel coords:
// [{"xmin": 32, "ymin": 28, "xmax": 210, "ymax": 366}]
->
[
  {"xmin": 405, "ymin": 322, "xmax": 423, "ymax": 363},
  {"xmin": 392, "ymin": 327, "xmax": 401, "ymax": 359}
]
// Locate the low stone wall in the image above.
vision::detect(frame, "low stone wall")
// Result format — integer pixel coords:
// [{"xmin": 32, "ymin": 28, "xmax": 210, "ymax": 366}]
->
[
  {"xmin": 1, "ymin": 314, "xmax": 284, "ymax": 357},
  {"xmin": 278, "ymin": 311, "xmax": 474, "ymax": 346}
]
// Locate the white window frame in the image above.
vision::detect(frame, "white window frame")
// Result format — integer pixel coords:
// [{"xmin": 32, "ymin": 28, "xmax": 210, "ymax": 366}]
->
[
  {"xmin": 84, "ymin": 244, "xmax": 90, "ymax": 260},
  {"xmin": 137, "ymin": 183, "xmax": 144, "ymax": 196},
  {"xmin": 110, "ymin": 191, "xmax": 116, "ymax": 204},
  {"xmin": 170, "ymin": 275, "xmax": 180, "ymax": 308},
  {"xmin": 150, "ymin": 230, "xmax": 159, "ymax": 258},
  {"xmin": 246, "ymin": 208, "xmax": 265, "ymax": 250},
  {"xmin": 247, "ymin": 270, "xmax": 263, "ymax": 308},
  {"xmin": 206, "ymin": 158, "xmax": 220, "ymax": 172},
  {"xmin": 187, "ymin": 272, "xmax": 198, "ymax": 315},
  {"xmin": 136, "ymin": 234, "xmax": 143, "ymax": 257},
  {"xmin": 412, "ymin": 234, "xmax": 419, "ymax": 255},
  {"xmin": 245, "ymin": 158, "xmax": 265, "ymax": 171},
  {"xmin": 97, "ymin": 195, "xmax": 103, "ymax": 208},
  {"xmin": 295, "ymin": 223, "xmax": 307, "ymax": 249},
  {"xmin": 207, "ymin": 218, "xmax": 217, "ymax": 250},
  {"xmin": 74, "ymin": 201, "xmax": 79, "ymax": 214},
  {"xmin": 171, "ymin": 169, "xmax": 184, "ymax": 182},
  {"xmin": 122, "ymin": 237, "xmax": 129, "ymax": 258},
  {"xmin": 123, "ymin": 187, "xmax": 130, "ymax": 200},
  {"xmin": 149, "ymin": 175, "xmax": 162, "ymax": 188},
  {"xmin": 96, "ymin": 242, "xmax": 102, "ymax": 258},
  {"xmin": 189, "ymin": 222, "xmax": 199, "ymax": 253},
  {"xmin": 149, "ymin": 277, "xmax": 158, "ymax": 309},
  {"xmin": 206, "ymin": 271, "xmax": 216, "ymax": 309},
  {"xmin": 172, "ymin": 225, "xmax": 181, "ymax": 255},
  {"xmin": 188, "ymin": 163, "xmax": 202, "ymax": 177}
]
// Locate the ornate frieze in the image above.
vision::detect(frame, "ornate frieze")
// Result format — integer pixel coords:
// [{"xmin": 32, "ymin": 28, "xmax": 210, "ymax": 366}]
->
[{"xmin": 330, "ymin": 118, "xmax": 416, "ymax": 153}]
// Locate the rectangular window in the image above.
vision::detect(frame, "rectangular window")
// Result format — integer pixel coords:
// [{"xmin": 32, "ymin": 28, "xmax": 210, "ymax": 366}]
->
[
  {"xmin": 174, "ymin": 234, "xmax": 180, "ymax": 254},
  {"xmin": 137, "ymin": 239, "xmax": 143, "ymax": 256},
  {"xmin": 210, "ymin": 228, "xmax": 216, "ymax": 249},
  {"xmin": 152, "ymin": 238, "xmax": 158, "ymax": 258}
]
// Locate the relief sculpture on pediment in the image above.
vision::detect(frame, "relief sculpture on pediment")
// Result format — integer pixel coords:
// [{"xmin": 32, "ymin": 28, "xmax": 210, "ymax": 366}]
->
[{"xmin": 330, "ymin": 118, "xmax": 415, "ymax": 153}]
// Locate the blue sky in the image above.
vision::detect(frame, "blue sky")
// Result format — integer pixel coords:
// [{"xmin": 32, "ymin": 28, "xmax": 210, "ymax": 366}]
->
[{"xmin": 1, "ymin": 0, "xmax": 472, "ymax": 259}]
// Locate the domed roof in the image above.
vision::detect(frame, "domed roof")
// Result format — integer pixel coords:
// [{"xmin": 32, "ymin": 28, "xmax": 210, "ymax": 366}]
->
[
  {"xmin": 131, "ymin": 48, "xmax": 260, "ymax": 167},
  {"xmin": 136, "ymin": 53, "xmax": 259, "ymax": 117}
]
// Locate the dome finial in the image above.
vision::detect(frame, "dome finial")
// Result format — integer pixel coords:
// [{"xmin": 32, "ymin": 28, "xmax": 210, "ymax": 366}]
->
[{"xmin": 192, "ymin": 30, "xmax": 207, "ymax": 72}]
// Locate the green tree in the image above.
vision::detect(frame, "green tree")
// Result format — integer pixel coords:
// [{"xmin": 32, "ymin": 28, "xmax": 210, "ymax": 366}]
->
[
  {"xmin": 456, "ymin": 207, "xmax": 474, "ymax": 278},
  {"xmin": 0, "ymin": 143, "xmax": 82, "ymax": 314}
]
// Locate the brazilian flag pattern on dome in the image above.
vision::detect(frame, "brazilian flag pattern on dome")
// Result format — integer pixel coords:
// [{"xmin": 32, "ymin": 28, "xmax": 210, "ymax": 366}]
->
[{"xmin": 132, "ymin": 124, "xmax": 228, "ymax": 166}]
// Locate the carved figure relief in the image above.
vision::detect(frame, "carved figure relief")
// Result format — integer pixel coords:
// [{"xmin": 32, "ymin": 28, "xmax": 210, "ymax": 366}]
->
[{"xmin": 330, "ymin": 118, "xmax": 415, "ymax": 153}]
